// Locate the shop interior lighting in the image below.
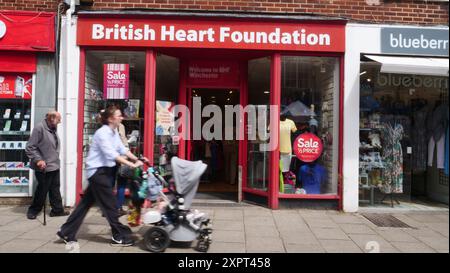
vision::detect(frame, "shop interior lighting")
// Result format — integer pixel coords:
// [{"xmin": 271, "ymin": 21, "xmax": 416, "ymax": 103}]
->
[
  {"xmin": 320, "ymin": 63, "xmax": 326, "ymax": 73},
  {"xmin": 360, "ymin": 71, "xmax": 367, "ymax": 76}
]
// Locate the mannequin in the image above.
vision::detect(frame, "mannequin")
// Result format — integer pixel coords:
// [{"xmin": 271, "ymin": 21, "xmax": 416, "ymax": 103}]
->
[{"xmin": 279, "ymin": 109, "xmax": 297, "ymax": 175}]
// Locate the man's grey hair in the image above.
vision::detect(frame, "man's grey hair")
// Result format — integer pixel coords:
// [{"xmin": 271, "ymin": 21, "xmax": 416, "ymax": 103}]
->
[{"xmin": 45, "ymin": 110, "xmax": 61, "ymax": 121}]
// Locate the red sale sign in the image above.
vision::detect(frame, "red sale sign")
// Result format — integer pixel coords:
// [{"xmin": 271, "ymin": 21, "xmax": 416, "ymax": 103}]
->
[
  {"xmin": 293, "ymin": 133, "xmax": 323, "ymax": 162},
  {"xmin": 103, "ymin": 64, "xmax": 129, "ymax": 99},
  {"xmin": 0, "ymin": 74, "xmax": 32, "ymax": 99}
]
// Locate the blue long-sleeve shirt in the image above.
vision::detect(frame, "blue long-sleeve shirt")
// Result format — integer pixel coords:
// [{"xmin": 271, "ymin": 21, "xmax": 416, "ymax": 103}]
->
[{"xmin": 85, "ymin": 125, "xmax": 129, "ymax": 179}]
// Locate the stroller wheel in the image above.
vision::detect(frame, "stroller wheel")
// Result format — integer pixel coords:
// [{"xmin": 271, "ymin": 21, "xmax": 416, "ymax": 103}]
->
[
  {"xmin": 144, "ymin": 226, "xmax": 170, "ymax": 252},
  {"xmin": 195, "ymin": 239, "xmax": 210, "ymax": 253}
]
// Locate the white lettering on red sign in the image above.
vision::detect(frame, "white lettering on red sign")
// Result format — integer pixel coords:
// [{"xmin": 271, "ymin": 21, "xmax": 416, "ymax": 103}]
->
[
  {"xmin": 293, "ymin": 133, "xmax": 323, "ymax": 163},
  {"xmin": 90, "ymin": 24, "xmax": 331, "ymax": 46},
  {"xmin": 0, "ymin": 20, "xmax": 6, "ymax": 39}
]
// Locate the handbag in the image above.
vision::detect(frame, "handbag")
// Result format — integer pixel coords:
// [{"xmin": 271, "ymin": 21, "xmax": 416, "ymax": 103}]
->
[{"xmin": 118, "ymin": 164, "xmax": 136, "ymax": 179}]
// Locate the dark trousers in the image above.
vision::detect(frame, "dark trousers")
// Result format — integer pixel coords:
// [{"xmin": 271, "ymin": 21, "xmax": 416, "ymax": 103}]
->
[
  {"xmin": 59, "ymin": 167, "xmax": 131, "ymax": 241},
  {"xmin": 28, "ymin": 170, "xmax": 64, "ymax": 215}
]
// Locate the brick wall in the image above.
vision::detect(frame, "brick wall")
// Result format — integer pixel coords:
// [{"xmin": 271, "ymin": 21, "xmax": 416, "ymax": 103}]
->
[
  {"xmin": 0, "ymin": 1, "xmax": 448, "ymax": 26},
  {"xmin": 0, "ymin": 0, "xmax": 59, "ymax": 11},
  {"xmin": 84, "ymin": 0, "xmax": 449, "ymax": 26}
]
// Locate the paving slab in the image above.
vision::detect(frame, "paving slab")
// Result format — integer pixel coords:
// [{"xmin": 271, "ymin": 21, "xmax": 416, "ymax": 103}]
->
[
  {"xmin": 284, "ymin": 243, "xmax": 325, "ymax": 253},
  {"xmin": 319, "ymin": 239, "xmax": 363, "ymax": 253},
  {"xmin": 347, "ymin": 234, "xmax": 399, "ymax": 253},
  {"xmin": 246, "ymin": 236, "xmax": 285, "ymax": 253},
  {"xmin": 0, "ymin": 238, "xmax": 49, "ymax": 253},
  {"xmin": 311, "ymin": 227, "xmax": 350, "ymax": 240},
  {"xmin": 391, "ymin": 242, "xmax": 436, "ymax": 253},
  {"xmin": 339, "ymin": 223, "xmax": 377, "ymax": 235}
]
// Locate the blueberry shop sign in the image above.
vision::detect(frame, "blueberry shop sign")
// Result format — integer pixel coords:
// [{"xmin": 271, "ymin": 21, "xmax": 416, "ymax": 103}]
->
[
  {"xmin": 293, "ymin": 133, "xmax": 323, "ymax": 162},
  {"xmin": 381, "ymin": 27, "xmax": 449, "ymax": 57}
]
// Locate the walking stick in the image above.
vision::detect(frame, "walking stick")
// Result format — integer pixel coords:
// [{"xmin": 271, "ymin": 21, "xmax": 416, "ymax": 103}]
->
[{"xmin": 43, "ymin": 171, "xmax": 47, "ymax": 226}]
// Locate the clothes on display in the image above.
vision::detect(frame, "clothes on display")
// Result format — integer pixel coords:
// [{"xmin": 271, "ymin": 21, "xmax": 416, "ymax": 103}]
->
[
  {"xmin": 426, "ymin": 102, "xmax": 449, "ymax": 169},
  {"xmin": 445, "ymin": 126, "xmax": 449, "ymax": 176},
  {"xmin": 426, "ymin": 103, "xmax": 449, "ymax": 144},
  {"xmin": 381, "ymin": 122, "xmax": 404, "ymax": 194},
  {"xmin": 297, "ymin": 163, "xmax": 327, "ymax": 194},
  {"xmin": 428, "ymin": 134, "xmax": 446, "ymax": 169},
  {"xmin": 412, "ymin": 105, "xmax": 429, "ymax": 171},
  {"xmin": 279, "ymin": 118, "xmax": 297, "ymax": 154},
  {"xmin": 280, "ymin": 154, "xmax": 292, "ymax": 172}
]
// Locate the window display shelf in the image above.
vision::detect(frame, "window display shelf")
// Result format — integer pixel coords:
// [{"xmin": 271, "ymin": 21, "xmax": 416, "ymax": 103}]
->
[
  {"xmin": 0, "ymin": 184, "xmax": 29, "ymax": 187},
  {"xmin": 0, "ymin": 131, "xmax": 30, "ymax": 136},
  {"xmin": 359, "ymin": 147, "xmax": 382, "ymax": 150},
  {"xmin": 0, "ymin": 168, "xmax": 29, "ymax": 171}
]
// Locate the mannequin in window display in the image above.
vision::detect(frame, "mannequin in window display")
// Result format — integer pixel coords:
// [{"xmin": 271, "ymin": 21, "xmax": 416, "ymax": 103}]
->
[
  {"xmin": 279, "ymin": 109, "xmax": 297, "ymax": 170},
  {"xmin": 279, "ymin": 108, "xmax": 298, "ymax": 190}
]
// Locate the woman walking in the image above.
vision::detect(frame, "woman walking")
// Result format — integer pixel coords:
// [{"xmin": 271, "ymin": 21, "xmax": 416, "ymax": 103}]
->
[{"xmin": 57, "ymin": 106, "xmax": 147, "ymax": 246}]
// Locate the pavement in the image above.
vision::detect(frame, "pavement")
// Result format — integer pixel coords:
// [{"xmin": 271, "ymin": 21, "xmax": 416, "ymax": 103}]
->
[{"xmin": 0, "ymin": 202, "xmax": 448, "ymax": 253}]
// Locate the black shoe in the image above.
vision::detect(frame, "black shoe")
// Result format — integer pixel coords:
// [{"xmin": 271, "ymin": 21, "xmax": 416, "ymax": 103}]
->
[
  {"xmin": 110, "ymin": 236, "xmax": 134, "ymax": 247},
  {"xmin": 49, "ymin": 210, "xmax": 70, "ymax": 217},
  {"xmin": 56, "ymin": 230, "xmax": 77, "ymax": 244},
  {"xmin": 27, "ymin": 213, "xmax": 37, "ymax": 220},
  {"xmin": 118, "ymin": 209, "xmax": 127, "ymax": 217}
]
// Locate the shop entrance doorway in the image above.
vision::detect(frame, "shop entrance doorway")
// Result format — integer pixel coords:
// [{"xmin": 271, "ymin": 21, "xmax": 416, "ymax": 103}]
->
[{"xmin": 187, "ymin": 88, "xmax": 240, "ymax": 201}]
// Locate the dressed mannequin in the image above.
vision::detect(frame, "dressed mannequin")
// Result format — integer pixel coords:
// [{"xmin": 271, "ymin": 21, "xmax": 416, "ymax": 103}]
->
[{"xmin": 279, "ymin": 109, "xmax": 297, "ymax": 173}]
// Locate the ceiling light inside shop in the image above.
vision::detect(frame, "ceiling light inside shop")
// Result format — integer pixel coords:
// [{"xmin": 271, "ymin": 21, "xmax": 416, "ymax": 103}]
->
[
  {"xmin": 360, "ymin": 71, "xmax": 367, "ymax": 76},
  {"xmin": 320, "ymin": 63, "xmax": 326, "ymax": 73},
  {"xmin": 367, "ymin": 78, "xmax": 372, "ymax": 82},
  {"xmin": 264, "ymin": 91, "xmax": 270, "ymax": 94},
  {"xmin": 229, "ymin": 90, "xmax": 233, "ymax": 94}
]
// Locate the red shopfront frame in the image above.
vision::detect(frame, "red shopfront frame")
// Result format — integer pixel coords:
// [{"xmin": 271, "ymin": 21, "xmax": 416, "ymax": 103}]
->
[{"xmin": 76, "ymin": 15, "xmax": 346, "ymax": 209}]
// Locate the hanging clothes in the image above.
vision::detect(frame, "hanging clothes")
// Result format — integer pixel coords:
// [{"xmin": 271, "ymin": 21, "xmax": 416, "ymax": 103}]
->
[
  {"xmin": 297, "ymin": 163, "xmax": 328, "ymax": 194},
  {"xmin": 412, "ymin": 106, "xmax": 429, "ymax": 171},
  {"xmin": 381, "ymin": 122, "xmax": 404, "ymax": 194},
  {"xmin": 445, "ymin": 126, "xmax": 449, "ymax": 176}
]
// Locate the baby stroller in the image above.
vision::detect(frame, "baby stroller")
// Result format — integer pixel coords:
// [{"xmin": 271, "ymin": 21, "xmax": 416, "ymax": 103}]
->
[{"xmin": 142, "ymin": 156, "xmax": 213, "ymax": 252}]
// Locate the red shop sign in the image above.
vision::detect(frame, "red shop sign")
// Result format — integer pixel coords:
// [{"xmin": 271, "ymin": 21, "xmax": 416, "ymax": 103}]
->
[
  {"xmin": 0, "ymin": 73, "xmax": 32, "ymax": 99},
  {"xmin": 103, "ymin": 64, "xmax": 129, "ymax": 99},
  {"xmin": 0, "ymin": 11, "xmax": 55, "ymax": 52},
  {"xmin": 77, "ymin": 17, "xmax": 345, "ymax": 52},
  {"xmin": 187, "ymin": 60, "xmax": 239, "ymax": 87},
  {"xmin": 293, "ymin": 132, "xmax": 323, "ymax": 162}
]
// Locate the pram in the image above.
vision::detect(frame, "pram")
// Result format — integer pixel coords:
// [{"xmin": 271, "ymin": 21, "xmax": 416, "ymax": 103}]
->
[{"xmin": 141, "ymin": 156, "xmax": 213, "ymax": 252}]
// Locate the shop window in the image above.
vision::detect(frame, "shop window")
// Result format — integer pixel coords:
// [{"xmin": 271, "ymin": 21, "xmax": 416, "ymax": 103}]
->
[
  {"xmin": 0, "ymin": 73, "xmax": 33, "ymax": 195},
  {"xmin": 247, "ymin": 57, "xmax": 271, "ymax": 191},
  {"xmin": 359, "ymin": 61, "xmax": 449, "ymax": 206},
  {"xmin": 82, "ymin": 50, "xmax": 145, "ymax": 190},
  {"xmin": 280, "ymin": 56, "xmax": 339, "ymax": 195},
  {"xmin": 154, "ymin": 54, "xmax": 179, "ymax": 177}
]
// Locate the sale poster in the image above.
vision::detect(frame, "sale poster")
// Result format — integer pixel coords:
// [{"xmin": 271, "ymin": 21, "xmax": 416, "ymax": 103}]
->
[{"xmin": 103, "ymin": 63, "xmax": 129, "ymax": 99}]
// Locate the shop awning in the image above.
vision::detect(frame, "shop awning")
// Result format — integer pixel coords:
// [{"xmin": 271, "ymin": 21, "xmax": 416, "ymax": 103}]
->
[{"xmin": 364, "ymin": 55, "xmax": 449, "ymax": 76}]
